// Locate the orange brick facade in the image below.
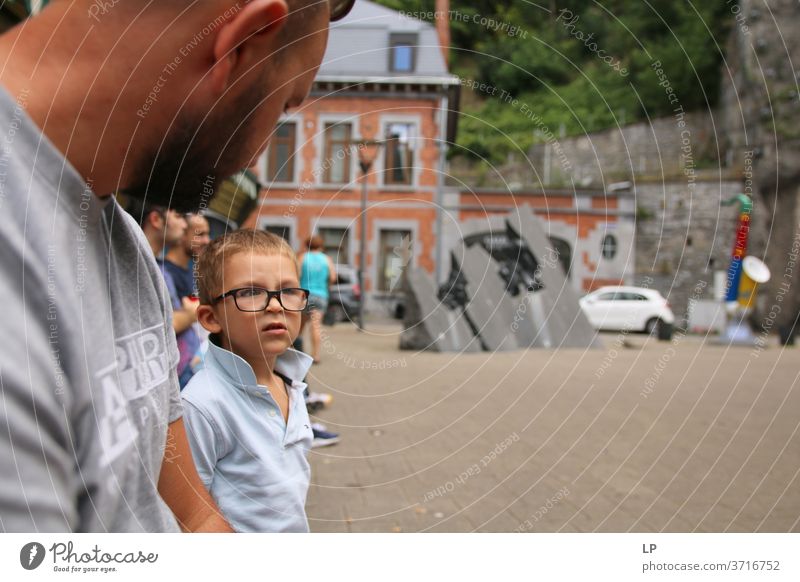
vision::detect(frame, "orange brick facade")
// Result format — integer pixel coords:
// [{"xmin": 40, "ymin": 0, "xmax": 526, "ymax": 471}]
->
[
  {"xmin": 243, "ymin": 92, "xmax": 447, "ymax": 308},
  {"xmin": 454, "ymin": 189, "xmax": 635, "ymax": 293},
  {"xmin": 244, "ymin": 92, "xmax": 636, "ymax": 307}
]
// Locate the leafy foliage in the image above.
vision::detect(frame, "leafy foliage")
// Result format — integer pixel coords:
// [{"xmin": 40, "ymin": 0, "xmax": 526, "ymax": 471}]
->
[{"xmin": 374, "ymin": 0, "xmax": 733, "ymax": 163}]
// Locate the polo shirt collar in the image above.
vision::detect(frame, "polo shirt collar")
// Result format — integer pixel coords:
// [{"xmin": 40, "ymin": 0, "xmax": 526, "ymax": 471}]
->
[{"xmin": 205, "ymin": 340, "xmax": 313, "ymax": 391}]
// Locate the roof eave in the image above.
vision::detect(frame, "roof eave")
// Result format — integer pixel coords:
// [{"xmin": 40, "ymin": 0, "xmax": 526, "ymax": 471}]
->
[{"xmin": 314, "ymin": 74, "xmax": 460, "ymax": 86}]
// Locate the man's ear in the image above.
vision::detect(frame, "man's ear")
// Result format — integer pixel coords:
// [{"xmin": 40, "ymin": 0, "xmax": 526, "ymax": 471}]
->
[
  {"xmin": 210, "ymin": 0, "xmax": 290, "ymax": 94},
  {"xmin": 197, "ymin": 304, "xmax": 223, "ymax": 334},
  {"xmin": 147, "ymin": 210, "xmax": 164, "ymax": 231}
]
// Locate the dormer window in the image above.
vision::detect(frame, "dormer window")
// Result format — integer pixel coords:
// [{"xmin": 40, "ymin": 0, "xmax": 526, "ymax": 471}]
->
[{"xmin": 389, "ymin": 33, "xmax": 417, "ymax": 73}]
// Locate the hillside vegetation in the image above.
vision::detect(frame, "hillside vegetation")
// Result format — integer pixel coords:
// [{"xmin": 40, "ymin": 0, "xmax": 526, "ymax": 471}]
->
[{"xmin": 376, "ymin": 0, "xmax": 733, "ymax": 163}]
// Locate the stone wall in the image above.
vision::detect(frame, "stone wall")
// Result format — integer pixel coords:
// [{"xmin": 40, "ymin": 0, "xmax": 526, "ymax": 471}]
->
[
  {"xmin": 718, "ymin": 0, "xmax": 800, "ymax": 331},
  {"xmin": 527, "ymin": 111, "xmax": 720, "ymax": 188},
  {"xmin": 633, "ymin": 178, "xmax": 743, "ymax": 326},
  {"xmin": 449, "ymin": 110, "xmax": 725, "ymax": 191}
]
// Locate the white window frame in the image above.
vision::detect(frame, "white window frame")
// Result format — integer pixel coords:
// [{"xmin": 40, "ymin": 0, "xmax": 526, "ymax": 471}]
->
[
  {"xmin": 314, "ymin": 218, "xmax": 356, "ymax": 267},
  {"xmin": 601, "ymin": 233, "xmax": 618, "ymax": 260},
  {"xmin": 370, "ymin": 219, "xmax": 418, "ymax": 295},
  {"xmin": 315, "ymin": 113, "xmax": 360, "ymax": 187},
  {"xmin": 257, "ymin": 215, "xmax": 298, "ymax": 252},
  {"xmin": 378, "ymin": 114, "xmax": 421, "ymax": 190},
  {"xmin": 259, "ymin": 113, "xmax": 303, "ymax": 187}
]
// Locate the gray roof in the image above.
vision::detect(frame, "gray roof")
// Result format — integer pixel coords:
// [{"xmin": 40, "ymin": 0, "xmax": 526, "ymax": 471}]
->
[{"xmin": 317, "ymin": 0, "xmax": 455, "ymax": 83}]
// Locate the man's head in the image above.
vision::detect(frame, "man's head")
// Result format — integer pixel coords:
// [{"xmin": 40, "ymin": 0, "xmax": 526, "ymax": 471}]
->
[
  {"xmin": 183, "ymin": 214, "xmax": 212, "ymax": 258},
  {"xmin": 122, "ymin": 0, "xmax": 336, "ymax": 211},
  {"xmin": 196, "ymin": 229, "xmax": 304, "ymax": 363},
  {"xmin": 8, "ymin": 0, "xmax": 354, "ymax": 211},
  {"xmin": 135, "ymin": 203, "xmax": 188, "ymax": 254}
]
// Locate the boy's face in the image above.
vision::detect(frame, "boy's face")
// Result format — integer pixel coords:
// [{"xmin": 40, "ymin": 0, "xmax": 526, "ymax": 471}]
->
[{"xmin": 198, "ymin": 251, "xmax": 302, "ymax": 363}]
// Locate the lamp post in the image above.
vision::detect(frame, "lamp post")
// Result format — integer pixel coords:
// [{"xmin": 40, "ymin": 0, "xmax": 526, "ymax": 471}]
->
[{"xmin": 355, "ymin": 140, "xmax": 383, "ymax": 331}]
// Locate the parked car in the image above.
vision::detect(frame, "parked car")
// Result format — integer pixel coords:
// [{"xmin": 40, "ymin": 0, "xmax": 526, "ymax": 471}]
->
[
  {"xmin": 579, "ymin": 286, "xmax": 675, "ymax": 333},
  {"xmin": 324, "ymin": 265, "xmax": 361, "ymax": 325}
]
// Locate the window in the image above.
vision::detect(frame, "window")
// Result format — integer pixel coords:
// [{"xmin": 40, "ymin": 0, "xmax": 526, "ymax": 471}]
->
[
  {"xmin": 377, "ymin": 229, "xmax": 412, "ymax": 292},
  {"xmin": 389, "ymin": 33, "xmax": 417, "ymax": 72},
  {"xmin": 265, "ymin": 122, "xmax": 296, "ymax": 183},
  {"xmin": 610, "ymin": 292, "xmax": 647, "ymax": 301},
  {"xmin": 384, "ymin": 123, "xmax": 414, "ymax": 186},
  {"xmin": 264, "ymin": 224, "xmax": 291, "ymax": 244},
  {"xmin": 601, "ymin": 234, "xmax": 617, "ymax": 259},
  {"xmin": 323, "ymin": 122, "xmax": 352, "ymax": 184},
  {"xmin": 319, "ymin": 227, "xmax": 350, "ymax": 266},
  {"xmin": 597, "ymin": 293, "xmax": 617, "ymax": 301}
]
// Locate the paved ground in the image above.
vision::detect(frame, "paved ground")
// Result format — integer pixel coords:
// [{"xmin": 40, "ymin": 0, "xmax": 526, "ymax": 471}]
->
[{"xmin": 303, "ymin": 322, "xmax": 800, "ymax": 532}]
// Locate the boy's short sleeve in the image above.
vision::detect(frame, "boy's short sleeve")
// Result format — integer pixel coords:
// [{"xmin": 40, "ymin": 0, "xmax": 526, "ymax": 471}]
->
[{"xmin": 181, "ymin": 399, "xmax": 222, "ymax": 488}]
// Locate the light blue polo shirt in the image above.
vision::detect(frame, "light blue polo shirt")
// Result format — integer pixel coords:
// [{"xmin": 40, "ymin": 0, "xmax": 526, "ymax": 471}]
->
[{"xmin": 181, "ymin": 341, "xmax": 314, "ymax": 532}]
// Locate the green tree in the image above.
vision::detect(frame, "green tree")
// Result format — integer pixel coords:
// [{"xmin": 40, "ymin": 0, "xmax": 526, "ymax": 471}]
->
[{"xmin": 373, "ymin": 0, "xmax": 733, "ymax": 162}]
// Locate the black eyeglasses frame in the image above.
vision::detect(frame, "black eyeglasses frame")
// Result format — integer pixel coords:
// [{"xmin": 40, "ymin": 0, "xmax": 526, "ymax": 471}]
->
[{"xmin": 213, "ymin": 287, "xmax": 310, "ymax": 312}]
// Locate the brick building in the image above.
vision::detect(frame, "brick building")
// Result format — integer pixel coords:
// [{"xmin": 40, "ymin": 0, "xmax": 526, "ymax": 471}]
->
[
  {"xmin": 245, "ymin": 1, "xmax": 633, "ymax": 311},
  {"xmin": 243, "ymin": 0, "xmax": 460, "ymax": 312}
]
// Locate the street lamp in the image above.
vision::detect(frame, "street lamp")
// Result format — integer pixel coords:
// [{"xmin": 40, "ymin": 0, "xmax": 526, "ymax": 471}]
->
[{"xmin": 355, "ymin": 140, "xmax": 383, "ymax": 331}]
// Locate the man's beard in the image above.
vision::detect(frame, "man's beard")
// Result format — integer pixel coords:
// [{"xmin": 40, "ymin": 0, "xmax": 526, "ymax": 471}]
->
[{"xmin": 124, "ymin": 77, "xmax": 270, "ymax": 213}]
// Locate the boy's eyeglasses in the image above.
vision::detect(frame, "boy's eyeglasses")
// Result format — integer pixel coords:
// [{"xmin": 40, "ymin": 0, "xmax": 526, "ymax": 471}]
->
[
  {"xmin": 329, "ymin": 0, "xmax": 355, "ymax": 21},
  {"xmin": 213, "ymin": 287, "xmax": 310, "ymax": 312}
]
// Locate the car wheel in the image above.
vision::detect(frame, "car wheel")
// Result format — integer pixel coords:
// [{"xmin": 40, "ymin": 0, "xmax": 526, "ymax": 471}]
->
[{"xmin": 645, "ymin": 318, "xmax": 661, "ymax": 335}]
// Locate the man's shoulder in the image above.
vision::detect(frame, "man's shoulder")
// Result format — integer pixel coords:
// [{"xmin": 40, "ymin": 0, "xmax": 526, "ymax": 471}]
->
[
  {"xmin": 163, "ymin": 259, "xmax": 188, "ymax": 275},
  {"xmin": 107, "ymin": 200, "xmax": 179, "ymax": 318},
  {"xmin": 109, "ymin": 201, "xmax": 162, "ymax": 275}
]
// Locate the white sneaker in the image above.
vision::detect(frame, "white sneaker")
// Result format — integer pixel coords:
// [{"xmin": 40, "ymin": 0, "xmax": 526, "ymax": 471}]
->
[{"xmin": 305, "ymin": 392, "xmax": 333, "ymax": 408}]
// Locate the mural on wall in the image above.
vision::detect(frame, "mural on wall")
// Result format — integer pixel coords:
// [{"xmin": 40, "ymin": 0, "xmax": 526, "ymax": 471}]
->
[{"xmin": 401, "ymin": 207, "xmax": 601, "ymax": 352}]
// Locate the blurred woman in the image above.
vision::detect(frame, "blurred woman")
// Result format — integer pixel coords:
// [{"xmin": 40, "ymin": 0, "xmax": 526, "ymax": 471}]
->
[{"xmin": 298, "ymin": 235, "xmax": 336, "ymax": 363}]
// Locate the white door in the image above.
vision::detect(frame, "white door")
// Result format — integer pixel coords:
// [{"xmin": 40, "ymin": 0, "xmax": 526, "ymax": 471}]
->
[{"xmin": 585, "ymin": 292, "xmax": 625, "ymax": 330}]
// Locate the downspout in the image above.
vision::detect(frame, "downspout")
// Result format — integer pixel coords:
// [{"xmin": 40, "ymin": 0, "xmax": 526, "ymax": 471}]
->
[{"xmin": 435, "ymin": 91, "xmax": 448, "ymax": 285}]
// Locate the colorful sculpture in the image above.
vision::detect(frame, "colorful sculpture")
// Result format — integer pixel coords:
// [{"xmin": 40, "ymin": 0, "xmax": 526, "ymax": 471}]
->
[{"xmin": 719, "ymin": 194, "xmax": 771, "ymax": 345}]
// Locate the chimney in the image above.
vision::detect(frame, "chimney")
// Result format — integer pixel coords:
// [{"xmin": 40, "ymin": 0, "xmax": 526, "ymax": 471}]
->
[{"xmin": 434, "ymin": 0, "xmax": 450, "ymax": 68}]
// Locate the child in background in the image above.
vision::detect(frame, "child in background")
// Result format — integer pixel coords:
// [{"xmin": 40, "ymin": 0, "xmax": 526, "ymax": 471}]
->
[{"xmin": 181, "ymin": 230, "xmax": 314, "ymax": 532}]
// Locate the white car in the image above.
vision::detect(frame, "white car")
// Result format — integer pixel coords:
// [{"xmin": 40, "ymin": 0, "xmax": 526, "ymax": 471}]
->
[{"xmin": 579, "ymin": 286, "xmax": 675, "ymax": 333}]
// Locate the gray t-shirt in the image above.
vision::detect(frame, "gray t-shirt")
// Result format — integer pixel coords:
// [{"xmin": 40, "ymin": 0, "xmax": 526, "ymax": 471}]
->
[{"xmin": 0, "ymin": 86, "xmax": 182, "ymax": 532}]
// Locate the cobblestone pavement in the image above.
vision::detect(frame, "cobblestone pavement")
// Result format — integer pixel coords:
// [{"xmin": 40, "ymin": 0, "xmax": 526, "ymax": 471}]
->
[{"xmin": 303, "ymin": 323, "xmax": 800, "ymax": 532}]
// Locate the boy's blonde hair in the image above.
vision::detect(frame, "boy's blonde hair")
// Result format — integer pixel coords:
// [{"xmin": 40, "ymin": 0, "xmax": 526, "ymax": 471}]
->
[{"xmin": 197, "ymin": 229, "xmax": 299, "ymax": 305}]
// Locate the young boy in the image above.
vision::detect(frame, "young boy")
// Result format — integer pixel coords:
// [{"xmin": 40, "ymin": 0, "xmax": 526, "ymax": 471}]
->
[{"xmin": 182, "ymin": 229, "xmax": 315, "ymax": 532}]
